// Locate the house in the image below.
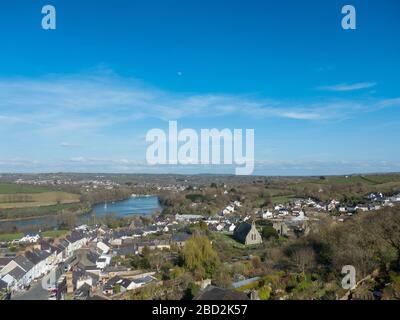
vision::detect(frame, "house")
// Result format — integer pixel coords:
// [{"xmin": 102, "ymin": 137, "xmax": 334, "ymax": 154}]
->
[
  {"xmin": 0, "ymin": 278, "xmax": 7, "ymax": 292},
  {"xmin": 347, "ymin": 206, "xmax": 358, "ymax": 215},
  {"xmin": 129, "ymin": 275, "xmax": 155, "ymax": 289},
  {"xmin": 262, "ymin": 210, "xmax": 273, "ymax": 219},
  {"xmin": 19, "ymin": 233, "xmax": 40, "ymax": 244},
  {"xmin": 0, "ymin": 255, "xmax": 36, "ymax": 291},
  {"xmin": 175, "ymin": 214, "xmax": 203, "ymax": 222},
  {"xmin": 228, "ymin": 224, "xmax": 236, "ymax": 233},
  {"xmin": 75, "ymin": 272, "xmax": 99, "ymax": 291},
  {"xmin": 97, "ymin": 241, "xmax": 111, "ymax": 254},
  {"xmin": 96, "ymin": 255, "xmax": 111, "ymax": 269},
  {"xmin": 357, "ymin": 205, "xmax": 369, "ymax": 212},
  {"xmin": 66, "ymin": 231, "xmax": 88, "ymax": 252},
  {"xmin": 171, "ymin": 233, "xmax": 191, "ymax": 247},
  {"xmin": 391, "ymin": 194, "xmax": 400, "ymax": 202},
  {"xmin": 142, "ymin": 226, "xmax": 159, "ymax": 236},
  {"xmin": 233, "ymin": 201, "xmax": 242, "ymax": 207},
  {"xmin": 195, "ymin": 285, "xmax": 250, "ymax": 300},
  {"xmin": 74, "ymin": 282, "xmax": 92, "ymax": 300},
  {"xmin": 233, "ymin": 221, "xmax": 262, "ymax": 245},
  {"xmin": 103, "ymin": 276, "xmax": 122, "ymax": 295},
  {"xmin": 24, "ymin": 250, "xmax": 52, "ymax": 279},
  {"xmin": 0, "ymin": 258, "xmax": 12, "ymax": 270},
  {"xmin": 1, "ymin": 267, "xmax": 26, "ymax": 291},
  {"xmin": 222, "ymin": 205, "xmax": 235, "ymax": 215},
  {"xmin": 273, "ymin": 221, "xmax": 289, "ymax": 236},
  {"xmin": 118, "ymin": 278, "xmax": 134, "ymax": 292},
  {"xmin": 114, "ymin": 245, "xmax": 138, "ymax": 258},
  {"xmin": 338, "ymin": 206, "xmax": 347, "ymax": 213}
]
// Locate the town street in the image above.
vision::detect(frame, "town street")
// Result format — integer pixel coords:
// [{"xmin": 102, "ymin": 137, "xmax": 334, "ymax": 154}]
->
[{"xmin": 11, "ymin": 264, "xmax": 64, "ymax": 300}]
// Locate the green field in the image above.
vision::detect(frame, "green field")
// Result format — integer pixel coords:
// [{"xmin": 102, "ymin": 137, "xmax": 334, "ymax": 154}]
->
[
  {"xmin": 0, "ymin": 230, "xmax": 69, "ymax": 240},
  {"xmin": 272, "ymin": 195, "xmax": 296, "ymax": 204},
  {"xmin": 41, "ymin": 230, "xmax": 69, "ymax": 238},
  {"xmin": 0, "ymin": 183, "xmax": 50, "ymax": 194},
  {"xmin": 0, "ymin": 202, "xmax": 84, "ymax": 220},
  {"xmin": 0, "ymin": 232, "xmax": 24, "ymax": 242},
  {"xmin": 0, "ymin": 191, "xmax": 80, "ymax": 209}
]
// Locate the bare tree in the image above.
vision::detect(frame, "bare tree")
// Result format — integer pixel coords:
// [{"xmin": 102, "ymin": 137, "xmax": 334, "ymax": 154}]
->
[{"xmin": 290, "ymin": 246, "xmax": 316, "ymax": 275}]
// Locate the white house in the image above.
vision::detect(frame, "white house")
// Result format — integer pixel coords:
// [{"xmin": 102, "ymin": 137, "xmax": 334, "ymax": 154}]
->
[
  {"xmin": 19, "ymin": 234, "xmax": 40, "ymax": 244},
  {"xmin": 97, "ymin": 241, "xmax": 111, "ymax": 254},
  {"xmin": 262, "ymin": 210, "xmax": 273, "ymax": 219},
  {"xmin": 96, "ymin": 255, "xmax": 111, "ymax": 269},
  {"xmin": 0, "ymin": 256, "xmax": 35, "ymax": 291}
]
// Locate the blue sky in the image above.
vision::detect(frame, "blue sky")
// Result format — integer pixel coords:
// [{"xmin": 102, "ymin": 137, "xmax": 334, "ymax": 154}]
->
[{"xmin": 0, "ymin": 0, "xmax": 399, "ymax": 175}]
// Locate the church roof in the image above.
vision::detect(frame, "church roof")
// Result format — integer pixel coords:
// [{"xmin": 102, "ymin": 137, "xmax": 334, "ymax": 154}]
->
[{"xmin": 233, "ymin": 222, "xmax": 252, "ymax": 244}]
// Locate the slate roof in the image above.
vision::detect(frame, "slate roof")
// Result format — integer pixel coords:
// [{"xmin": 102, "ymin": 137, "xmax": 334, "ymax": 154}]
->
[
  {"xmin": 233, "ymin": 222, "xmax": 252, "ymax": 244},
  {"xmin": 67, "ymin": 231, "xmax": 85, "ymax": 244},
  {"xmin": 115, "ymin": 245, "xmax": 137, "ymax": 256},
  {"xmin": 171, "ymin": 233, "xmax": 191, "ymax": 243},
  {"xmin": 132, "ymin": 275, "xmax": 154, "ymax": 285},
  {"xmin": 104, "ymin": 276, "xmax": 121, "ymax": 287},
  {"xmin": 0, "ymin": 278, "xmax": 7, "ymax": 290},
  {"xmin": 59, "ymin": 239, "xmax": 70, "ymax": 248},
  {"xmin": 25, "ymin": 250, "xmax": 51, "ymax": 265},
  {"xmin": 119, "ymin": 278, "xmax": 132, "ymax": 288},
  {"xmin": 74, "ymin": 282, "xmax": 91, "ymax": 300},
  {"xmin": 195, "ymin": 286, "xmax": 250, "ymax": 300},
  {"xmin": 86, "ymin": 251, "xmax": 100, "ymax": 264},
  {"xmin": 0, "ymin": 257, "xmax": 12, "ymax": 268},
  {"xmin": 14, "ymin": 255, "xmax": 35, "ymax": 272},
  {"xmin": 8, "ymin": 266, "xmax": 26, "ymax": 281}
]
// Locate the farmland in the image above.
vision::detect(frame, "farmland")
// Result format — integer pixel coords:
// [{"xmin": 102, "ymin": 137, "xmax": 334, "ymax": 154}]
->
[
  {"xmin": 0, "ymin": 183, "xmax": 50, "ymax": 194},
  {"xmin": 0, "ymin": 182, "xmax": 82, "ymax": 221},
  {"xmin": 0, "ymin": 191, "xmax": 80, "ymax": 210}
]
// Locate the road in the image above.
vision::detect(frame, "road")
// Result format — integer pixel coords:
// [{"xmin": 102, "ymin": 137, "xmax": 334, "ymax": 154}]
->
[{"xmin": 11, "ymin": 264, "xmax": 65, "ymax": 300}]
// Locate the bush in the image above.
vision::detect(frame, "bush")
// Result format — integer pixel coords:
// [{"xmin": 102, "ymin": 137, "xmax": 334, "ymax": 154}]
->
[
  {"xmin": 258, "ymin": 285, "xmax": 272, "ymax": 300},
  {"xmin": 262, "ymin": 226, "xmax": 279, "ymax": 240}
]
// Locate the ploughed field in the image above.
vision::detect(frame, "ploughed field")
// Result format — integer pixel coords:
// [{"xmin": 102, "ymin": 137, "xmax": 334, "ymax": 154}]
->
[
  {"xmin": 0, "ymin": 183, "xmax": 81, "ymax": 220},
  {"xmin": 0, "ymin": 191, "xmax": 80, "ymax": 209}
]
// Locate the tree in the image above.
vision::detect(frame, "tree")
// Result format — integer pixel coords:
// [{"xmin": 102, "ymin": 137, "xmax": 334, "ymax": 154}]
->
[
  {"xmin": 258, "ymin": 285, "xmax": 272, "ymax": 300},
  {"xmin": 182, "ymin": 235, "xmax": 220, "ymax": 278},
  {"xmin": 183, "ymin": 282, "xmax": 200, "ymax": 300},
  {"xmin": 372, "ymin": 209, "xmax": 400, "ymax": 270},
  {"xmin": 148, "ymin": 251, "xmax": 164, "ymax": 272},
  {"xmin": 289, "ymin": 246, "xmax": 316, "ymax": 275},
  {"xmin": 251, "ymin": 256, "xmax": 262, "ymax": 269},
  {"xmin": 213, "ymin": 265, "xmax": 232, "ymax": 288},
  {"xmin": 262, "ymin": 226, "xmax": 278, "ymax": 240}
]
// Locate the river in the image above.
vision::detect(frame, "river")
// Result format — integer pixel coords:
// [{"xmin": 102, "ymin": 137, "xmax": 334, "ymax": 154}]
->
[{"xmin": 0, "ymin": 196, "xmax": 161, "ymax": 233}]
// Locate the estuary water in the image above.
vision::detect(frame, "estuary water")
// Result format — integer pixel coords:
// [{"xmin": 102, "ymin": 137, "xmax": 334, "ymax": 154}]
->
[{"xmin": 0, "ymin": 196, "xmax": 161, "ymax": 233}]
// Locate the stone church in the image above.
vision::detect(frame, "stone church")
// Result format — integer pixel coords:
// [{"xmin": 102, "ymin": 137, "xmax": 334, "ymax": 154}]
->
[{"xmin": 233, "ymin": 221, "xmax": 263, "ymax": 245}]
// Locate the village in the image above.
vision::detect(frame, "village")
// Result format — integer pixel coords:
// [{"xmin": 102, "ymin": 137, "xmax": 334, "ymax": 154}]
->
[{"xmin": 1, "ymin": 186, "xmax": 399, "ymax": 301}]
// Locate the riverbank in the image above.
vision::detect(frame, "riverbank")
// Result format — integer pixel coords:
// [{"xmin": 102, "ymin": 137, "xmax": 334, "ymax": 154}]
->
[{"xmin": 0, "ymin": 195, "xmax": 161, "ymax": 234}]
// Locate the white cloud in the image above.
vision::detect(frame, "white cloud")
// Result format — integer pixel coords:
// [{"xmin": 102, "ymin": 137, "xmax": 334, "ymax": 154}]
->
[
  {"xmin": 0, "ymin": 74, "xmax": 395, "ymax": 134},
  {"xmin": 317, "ymin": 82, "xmax": 377, "ymax": 92}
]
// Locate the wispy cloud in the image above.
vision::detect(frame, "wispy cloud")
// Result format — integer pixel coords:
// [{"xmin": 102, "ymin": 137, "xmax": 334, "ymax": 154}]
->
[
  {"xmin": 0, "ymin": 73, "xmax": 396, "ymax": 133},
  {"xmin": 60, "ymin": 142, "xmax": 82, "ymax": 148},
  {"xmin": 317, "ymin": 82, "xmax": 377, "ymax": 92}
]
